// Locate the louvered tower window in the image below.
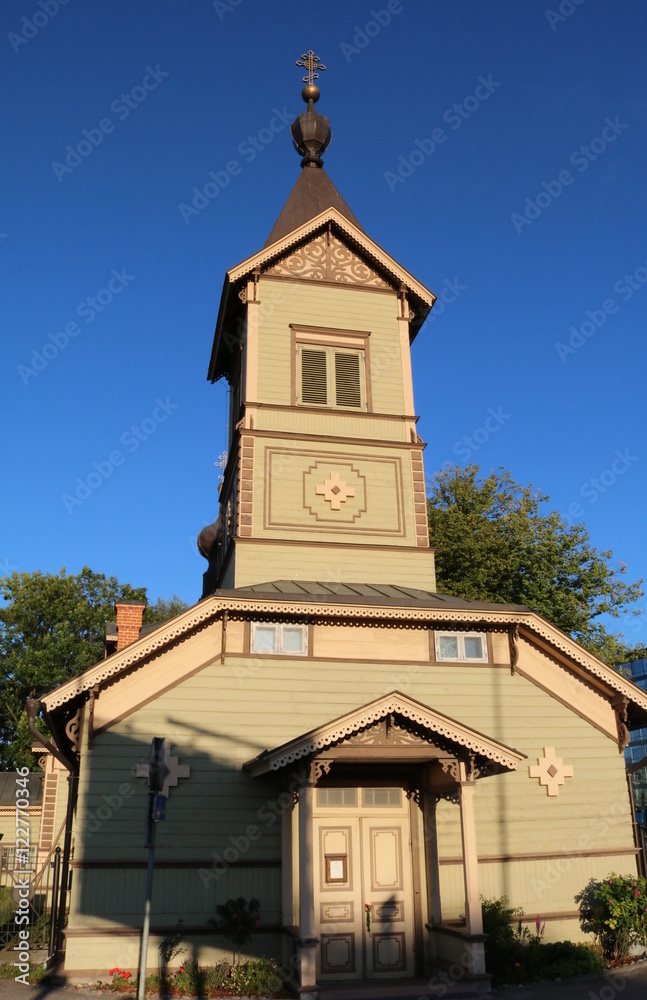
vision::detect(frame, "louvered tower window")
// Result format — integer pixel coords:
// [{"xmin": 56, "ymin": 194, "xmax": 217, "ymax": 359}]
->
[{"xmin": 298, "ymin": 345, "xmax": 365, "ymax": 409}]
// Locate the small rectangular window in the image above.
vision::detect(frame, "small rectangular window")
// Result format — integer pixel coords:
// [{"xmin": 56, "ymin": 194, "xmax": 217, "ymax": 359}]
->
[
  {"xmin": 435, "ymin": 632, "xmax": 488, "ymax": 663},
  {"xmin": 282, "ymin": 626, "xmax": 307, "ymax": 653},
  {"xmin": 362, "ymin": 788, "xmax": 401, "ymax": 807},
  {"xmin": 317, "ymin": 788, "xmax": 357, "ymax": 807},
  {"xmin": 250, "ymin": 622, "xmax": 308, "ymax": 656},
  {"xmin": 438, "ymin": 635, "xmax": 459, "ymax": 660},
  {"xmin": 0, "ymin": 846, "xmax": 37, "ymax": 871},
  {"xmin": 252, "ymin": 625, "xmax": 278, "ymax": 653},
  {"xmin": 298, "ymin": 345, "xmax": 365, "ymax": 410}
]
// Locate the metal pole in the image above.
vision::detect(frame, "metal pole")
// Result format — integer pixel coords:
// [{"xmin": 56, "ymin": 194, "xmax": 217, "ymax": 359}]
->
[
  {"xmin": 48, "ymin": 847, "xmax": 61, "ymax": 957},
  {"xmin": 137, "ymin": 818, "xmax": 156, "ymax": 1000}
]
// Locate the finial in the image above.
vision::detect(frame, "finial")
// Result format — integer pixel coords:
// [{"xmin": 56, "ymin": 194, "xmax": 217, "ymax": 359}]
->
[
  {"xmin": 296, "ymin": 50, "xmax": 326, "ymax": 105},
  {"xmin": 291, "ymin": 50, "xmax": 331, "ymax": 168}
]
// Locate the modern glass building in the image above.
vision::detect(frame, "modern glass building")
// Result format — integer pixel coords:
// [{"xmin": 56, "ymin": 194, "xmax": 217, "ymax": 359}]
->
[{"xmin": 623, "ymin": 659, "xmax": 647, "ymax": 822}]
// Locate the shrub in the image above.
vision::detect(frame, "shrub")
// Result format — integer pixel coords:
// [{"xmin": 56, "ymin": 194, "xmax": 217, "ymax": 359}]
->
[
  {"xmin": 209, "ymin": 896, "xmax": 260, "ymax": 963},
  {"xmin": 158, "ymin": 927, "xmax": 185, "ymax": 966},
  {"xmin": 0, "ymin": 887, "xmax": 15, "ymax": 927},
  {"xmin": 576, "ymin": 873, "xmax": 647, "ymax": 961},
  {"xmin": 481, "ymin": 895, "xmax": 601, "ymax": 985},
  {"xmin": 155, "ymin": 957, "xmax": 282, "ymax": 996}
]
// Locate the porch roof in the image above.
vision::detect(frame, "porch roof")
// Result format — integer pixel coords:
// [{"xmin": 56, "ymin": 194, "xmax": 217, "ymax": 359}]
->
[{"xmin": 243, "ymin": 690, "xmax": 526, "ymax": 778}]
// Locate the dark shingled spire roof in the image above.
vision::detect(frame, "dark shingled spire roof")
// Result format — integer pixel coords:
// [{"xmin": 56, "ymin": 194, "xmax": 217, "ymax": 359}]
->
[{"xmin": 263, "ymin": 167, "xmax": 365, "ymax": 248}]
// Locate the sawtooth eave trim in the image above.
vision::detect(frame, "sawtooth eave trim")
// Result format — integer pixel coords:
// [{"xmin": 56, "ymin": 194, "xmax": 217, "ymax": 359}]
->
[
  {"xmin": 39, "ymin": 596, "xmax": 647, "ymax": 718},
  {"xmin": 242, "ymin": 690, "xmax": 526, "ymax": 777}
]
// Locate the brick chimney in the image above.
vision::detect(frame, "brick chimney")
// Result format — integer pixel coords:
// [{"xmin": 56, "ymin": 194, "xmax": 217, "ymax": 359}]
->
[{"xmin": 114, "ymin": 601, "xmax": 146, "ymax": 651}]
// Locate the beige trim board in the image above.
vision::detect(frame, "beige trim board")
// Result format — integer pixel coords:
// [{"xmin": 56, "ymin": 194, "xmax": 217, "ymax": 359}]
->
[
  {"xmin": 41, "ymin": 595, "xmax": 647, "ymax": 720},
  {"xmin": 439, "ymin": 846, "xmax": 639, "ymax": 865},
  {"xmin": 231, "ymin": 536, "xmax": 435, "ymax": 553},
  {"xmin": 70, "ymin": 858, "xmax": 280, "ymax": 870},
  {"xmin": 261, "ymin": 271, "xmax": 397, "ymax": 295},
  {"xmin": 245, "ymin": 401, "xmax": 421, "ymax": 423}
]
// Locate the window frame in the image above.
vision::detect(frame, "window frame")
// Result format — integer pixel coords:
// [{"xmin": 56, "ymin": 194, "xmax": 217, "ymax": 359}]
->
[
  {"xmin": 250, "ymin": 621, "xmax": 309, "ymax": 656},
  {"xmin": 434, "ymin": 631, "xmax": 489, "ymax": 664},
  {"xmin": 290, "ymin": 324, "xmax": 372, "ymax": 412}
]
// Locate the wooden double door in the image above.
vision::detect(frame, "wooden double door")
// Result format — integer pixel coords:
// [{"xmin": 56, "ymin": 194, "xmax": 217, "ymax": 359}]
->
[{"xmin": 313, "ymin": 788, "xmax": 416, "ymax": 980}]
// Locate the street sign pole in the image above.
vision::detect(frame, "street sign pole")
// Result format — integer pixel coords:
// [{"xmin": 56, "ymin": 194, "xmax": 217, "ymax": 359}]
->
[{"xmin": 137, "ymin": 737, "xmax": 166, "ymax": 1000}]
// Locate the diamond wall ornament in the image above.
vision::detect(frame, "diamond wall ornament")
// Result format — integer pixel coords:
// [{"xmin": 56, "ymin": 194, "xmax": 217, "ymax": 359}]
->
[
  {"xmin": 315, "ymin": 471, "xmax": 356, "ymax": 510},
  {"xmin": 529, "ymin": 746, "xmax": 574, "ymax": 796},
  {"xmin": 135, "ymin": 745, "xmax": 191, "ymax": 798}
]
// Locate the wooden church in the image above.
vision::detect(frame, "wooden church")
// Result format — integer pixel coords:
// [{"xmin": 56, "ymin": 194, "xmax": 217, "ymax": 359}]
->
[{"xmin": 37, "ymin": 56, "xmax": 647, "ymax": 995}]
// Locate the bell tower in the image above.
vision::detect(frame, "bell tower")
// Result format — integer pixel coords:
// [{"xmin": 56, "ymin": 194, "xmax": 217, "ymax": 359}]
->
[{"xmin": 198, "ymin": 53, "xmax": 437, "ymax": 595}]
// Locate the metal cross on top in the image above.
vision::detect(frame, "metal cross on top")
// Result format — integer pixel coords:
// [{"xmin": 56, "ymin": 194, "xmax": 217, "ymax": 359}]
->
[{"xmin": 296, "ymin": 50, "xmax": 326, "ymax": 85}]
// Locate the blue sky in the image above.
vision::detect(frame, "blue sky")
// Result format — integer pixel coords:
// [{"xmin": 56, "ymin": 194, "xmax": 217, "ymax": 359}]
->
[{"xmin": 2, "ymin": 0, "xmax": 646, "ymax": 646}]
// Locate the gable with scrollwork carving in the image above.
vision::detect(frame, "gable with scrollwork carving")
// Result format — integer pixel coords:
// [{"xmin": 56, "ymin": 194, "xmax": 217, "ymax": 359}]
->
[
  {"xmin": 342, "ymin": 717, "xmax": 427, "ymax": 748},
  {"xmin": 264, "ymin": 231, "xmax": 392, "ymax": 288}
]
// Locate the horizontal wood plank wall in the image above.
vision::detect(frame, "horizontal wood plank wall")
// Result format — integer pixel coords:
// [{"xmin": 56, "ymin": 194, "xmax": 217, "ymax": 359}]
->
[
  {"xmin": 64, "ymin": 930, "xmax": 283, "ymax": 977},
  {"xmin": 233, "ymin": 541, "xmax": 437, "ymax": 590},
  {"xmin": 252, "ymin": 407, "xmax": 411, "ymax": 443},
  {"xmin": 257, "ymin": 279, "xmax": 404, "ymax": 416},
  {"xmin": 313, "ymin": 624, "xmax": 430, "ymax": 662},
  {"xmin": 92, "ymin": 620, "xmax": 224, "ymax": 733},
  {"xmin": 66, "ymin": 865, "xmax": 281, "ymax": 927},
  {"xmin": 438, "ymin": 852, "xmax": 638, "ymax": 940},
  {"xmin": 68, "ymin": 637, "xmax": 633, "ymax": 967},
  {"xmin": 490, "ymin": 632, "xmax": 509, "ymax": 662}
]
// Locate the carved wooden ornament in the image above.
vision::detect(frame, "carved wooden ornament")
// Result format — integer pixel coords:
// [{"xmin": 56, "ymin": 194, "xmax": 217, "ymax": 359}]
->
[{"xmin": 529, "ymin": 746, "xmax": 574, "ymax": 797}]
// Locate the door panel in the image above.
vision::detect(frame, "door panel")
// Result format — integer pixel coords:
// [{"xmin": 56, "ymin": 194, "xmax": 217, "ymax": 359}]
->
[
  {"xmin": 362, "ymin": 818, "xmax": 414, "ymax": 978},
  {"xmin": 313, "ymin": 790, "xmax": 415, "ymax": 981}
]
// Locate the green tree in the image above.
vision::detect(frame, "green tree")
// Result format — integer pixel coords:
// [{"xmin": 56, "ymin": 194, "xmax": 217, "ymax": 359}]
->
[
  {"xmin": 427, "ymin": 465, "xmax": 645, "ymax": 665},
  {"xmin": 0, "ymin": 567, "xmax": 188, "ymax": 769}
]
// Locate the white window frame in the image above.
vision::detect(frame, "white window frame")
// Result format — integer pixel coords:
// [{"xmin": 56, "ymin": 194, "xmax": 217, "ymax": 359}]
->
[
  {"xmin": 250, "ymin": 622, "xmax": 308, "ymax": 656},
  {"xmin": 296, "ymin": 344, "xmax": 367, "ymax": 411},
  {"xmin": 434, "ymin": 631, "xmax": 488, "ymax": 663}
]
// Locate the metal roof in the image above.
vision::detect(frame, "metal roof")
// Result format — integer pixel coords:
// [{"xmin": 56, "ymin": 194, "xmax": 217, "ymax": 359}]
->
[
  {"xmin": 215, "ymin": 580, "xmax": 531, "ymax": 613},
  {"xmin": 0, "ymin": 773, "xmax": 43, "ymax": 806}
]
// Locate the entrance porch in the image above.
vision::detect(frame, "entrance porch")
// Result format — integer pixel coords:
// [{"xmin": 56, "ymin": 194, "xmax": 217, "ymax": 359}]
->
[{"xmin": 244, "ymin": 692, "xmax": 525, "ymax": 998}]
